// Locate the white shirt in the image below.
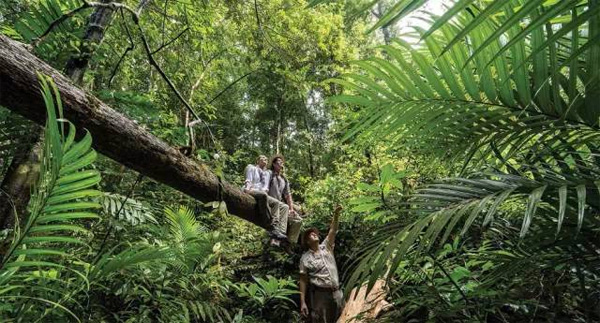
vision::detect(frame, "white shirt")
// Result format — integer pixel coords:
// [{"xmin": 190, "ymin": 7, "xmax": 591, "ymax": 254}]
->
[{"xmin": 244, "ymin": 164, "xmax": 267, "ymax": 192}]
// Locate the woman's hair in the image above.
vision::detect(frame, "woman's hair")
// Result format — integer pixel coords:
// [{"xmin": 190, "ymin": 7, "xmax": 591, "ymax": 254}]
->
[{"xmin": 302, "ymin": 227, "xmax": 320, "ymax": 249}]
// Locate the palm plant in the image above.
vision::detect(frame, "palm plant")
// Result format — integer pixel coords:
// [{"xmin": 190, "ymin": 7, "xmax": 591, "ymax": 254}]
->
[
  {"xmin": 99, "ymin": 192, "xmax": 157, "ymax": 227},
  {"xmin": 233, "ymin": 275, "xmax": 298, "ymax": 320},
  {"xmin": 327, "ymin": 0, "xmax": 600, "ymax": 301},
  {"xmin": 0, "ymin": 75, "xmax": 102, "ymax": 320},
  {"xmin": 162, "ymin": 206, "xmax": 232, "ymax": 322},
  {"xmin": 88, "ymin": 205, "xmax": 231, "ymax": 322},
  {"xmin": 0, "ymin": 0, "xmax": 86, "ymax": 65},
  {"xmin": 163, "ymin": 205, "xmax": 217, "ymax": 271},
  {"xmin": 0, "ymin": 77, "xmax": 169, "ymax": 321}
]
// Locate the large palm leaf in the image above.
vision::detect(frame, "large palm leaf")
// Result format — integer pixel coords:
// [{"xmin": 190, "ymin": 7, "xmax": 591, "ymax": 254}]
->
[
  {"xmin": 0, "ymin": 75, "xmax": 101, "ymax": 319},
  {"xmin": 333, "ymin": 0, "xmax": 600, "ymax": 292},
  {"xmin": 7, "ymin": 0, "xmax": 84, "ymax": 42}
]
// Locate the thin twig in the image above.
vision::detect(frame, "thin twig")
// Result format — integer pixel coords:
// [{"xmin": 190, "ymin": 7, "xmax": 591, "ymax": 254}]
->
[
  {"xmin": 251, "ymin": 0, "xmax": 295, "ymax": 62},
  {"xmin": 206, "ymin": 71, "xmax": 253, "ymax": 106},
  {"xmin": 427, "ymin": 251, "xmax": 484, "ymax": 321},
  {"xmin": 150, "ymin": 26, "xmax": 189, "ymax": 55},
  {"xmin": 108, "ymin": 9, "xmax": 135, "ymax": 87},
  {"xmin": 134, "ymin": 20, "xmax": 199, "ymax": 120},
  {"xmin": 188, "ymin": 67, "xmax": 251, "ymax": 140},
  {"xmin": 131, "ymin": 15, "xmax": 218, "ymax": 148},
  {"xmin": 160, "ymin": 0, "xmax": 169, "ymax": 45},
  {"xmin": 428, "ymin": 251, "xmax": 469, "ymax": 303}
]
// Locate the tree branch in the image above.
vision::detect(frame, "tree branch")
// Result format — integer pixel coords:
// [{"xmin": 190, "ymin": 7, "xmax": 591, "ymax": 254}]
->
[
  {"xmin": 206, "ymin": 71, "xmax": 253, "ymax": 106},
  {"xmin": 0, "ymin": 34, "xmax": 270, "ymax": 229},
  {"xmin": 150, "ymin": 27, "xmax": 189, "ymax": 55},
  {"xmin": 127, "ymin": 13, "xmax": 199, "ymax": 121},
  {"xmin": 108, "ymin": 9, "xmax": 135, "ymax": 87}
]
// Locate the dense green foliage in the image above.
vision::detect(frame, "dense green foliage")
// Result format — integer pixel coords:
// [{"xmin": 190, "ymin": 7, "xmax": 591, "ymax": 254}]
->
[
  {"xmin": 1, "ymin": 0, "xmax": 600, "ymax": 322},
  {"xmin": 329, "ymin": 0, "xmax": 600, "ymax": 321}
]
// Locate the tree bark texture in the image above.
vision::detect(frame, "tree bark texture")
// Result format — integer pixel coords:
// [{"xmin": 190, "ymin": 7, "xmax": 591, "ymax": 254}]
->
[
  {"xmin": 376, "ymin": 3, "xmax": 392, "ymax": 46},
  {"xmin": 0, "ymin": 35, "xmax": 270, "ymax": 229}
]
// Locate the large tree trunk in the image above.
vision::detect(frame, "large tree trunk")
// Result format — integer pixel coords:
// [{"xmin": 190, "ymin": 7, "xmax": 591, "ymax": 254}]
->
[{"xmin": 0, "ymin": 35, "xmax": 270, "ymax": 229}]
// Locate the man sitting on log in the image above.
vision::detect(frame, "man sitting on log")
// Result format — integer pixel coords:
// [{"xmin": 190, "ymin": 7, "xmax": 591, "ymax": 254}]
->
[
  {"xmin": 263, "ymin": 155, "xmax": 298, "ymax": 245},
  {"xmin": 299, "ymin": 205, "xmax": 344, "ymax": 323},
  {"xmin": 243, "ymin": 154, "xmax": 289, "ymax": 246}
]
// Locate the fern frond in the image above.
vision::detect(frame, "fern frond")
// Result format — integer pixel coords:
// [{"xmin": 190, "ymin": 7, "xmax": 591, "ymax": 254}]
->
[
  {"xmin": 164, "ymin": 206, "xmax": 215, "ymax": 272},
  {"xmin": 99, "ymin": 193, "xmax": 157, "ymax": 226}
]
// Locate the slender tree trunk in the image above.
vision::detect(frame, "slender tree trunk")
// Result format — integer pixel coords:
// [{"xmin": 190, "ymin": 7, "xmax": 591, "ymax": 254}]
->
[
  {"xmin": 0, "ymin": 133, "xmax": 41, "ymax": 230},
  {"xmin": 64, "ymin": 0, "xmax": 116, "ymax": 83},
  {"xmin": 303, "ymin": 114, "xmax": 315, "ymax": 178},
  {"xmin": 275, "ymin": 112, "xmax": 281, "ymax": 155},
  {"xmin": 374, "ymin": 2, "xmax": 392, "ymax": 45}
]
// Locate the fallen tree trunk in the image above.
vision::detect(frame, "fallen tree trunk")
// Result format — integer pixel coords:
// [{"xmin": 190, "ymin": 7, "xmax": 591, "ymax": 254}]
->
[
  {"xmin": 0, "ymin": 34, "xmax": 269, "ymax": 229},
  {"xmin": 1, "ymin": 0, "xmax": 118, "ymax": 231}
]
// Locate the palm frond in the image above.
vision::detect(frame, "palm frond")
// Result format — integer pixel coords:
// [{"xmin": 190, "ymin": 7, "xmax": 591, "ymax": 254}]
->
[
  {"xmin": 10, "ymin": 0, "xmax": 84, "ymax": 42},
  {"xmin": 335, "ymin": 1, "xmax": 599, "ymax": 166},
  {"xmin": 335, "ymin": 0, "xmax": 600, "ymax": 296},
  {"xmin": 90, "ymin": 245, "xmax": 170, "ymax": 280},
  {"xmin": 164, "ymin": 206, "xmax": 215, "ymax": 271},
  {"xmin": 0, "ymin": 75, "xmax": 101, "ymax": 318}
]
